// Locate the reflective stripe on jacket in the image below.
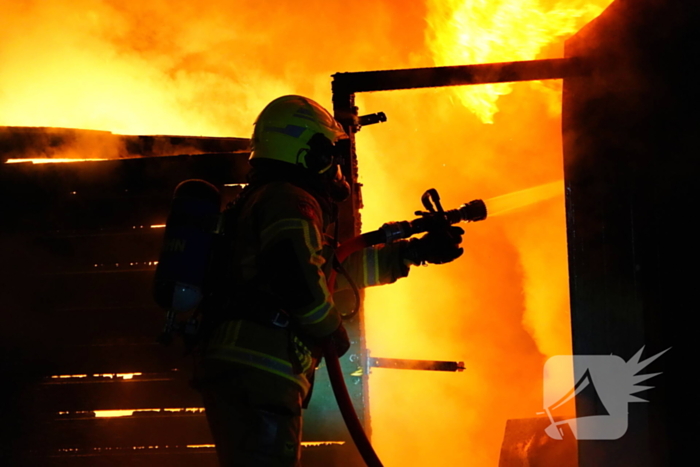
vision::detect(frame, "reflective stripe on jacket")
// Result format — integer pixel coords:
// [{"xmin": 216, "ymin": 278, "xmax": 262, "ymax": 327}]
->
[{"xmin": 204, "ymin": 181, "xmax": 409, "ymax": 395}]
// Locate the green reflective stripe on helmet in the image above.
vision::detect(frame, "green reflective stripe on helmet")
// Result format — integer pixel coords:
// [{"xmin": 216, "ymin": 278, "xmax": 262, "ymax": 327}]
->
[{"xmin": 207, "ymin": 346, "xmax": 310, "ymax": 392}]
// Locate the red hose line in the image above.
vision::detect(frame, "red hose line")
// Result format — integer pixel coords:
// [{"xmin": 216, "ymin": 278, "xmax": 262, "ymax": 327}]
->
[
  {"xmin": 325, "ymin": 234, "xmax": 384, "ymax": 467},
  {"xmin": 323, "ymin": 341, "xmax": 383, "ymax": 467}
]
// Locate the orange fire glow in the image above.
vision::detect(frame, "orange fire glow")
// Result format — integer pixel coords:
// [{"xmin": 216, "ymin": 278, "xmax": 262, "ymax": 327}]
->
[
  {"xmin": 92, "ymin": 407, "xmax": 203, "ymax": 418},
  {"xmin": 1, "ymin": 0, "xmax": 614, "ymax": 465},
  {"xmin": 5, "ymin": 158, "xmax": 109, "ymax": 164},
  {"xmin": 50, "ymin": 373, "xmax": 142, "ymax": 380}
]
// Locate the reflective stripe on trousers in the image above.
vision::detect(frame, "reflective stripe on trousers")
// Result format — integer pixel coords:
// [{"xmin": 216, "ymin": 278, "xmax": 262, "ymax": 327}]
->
[{"xmin": 206, "ymin": 345, "xmax": 311, "ymax": 395}]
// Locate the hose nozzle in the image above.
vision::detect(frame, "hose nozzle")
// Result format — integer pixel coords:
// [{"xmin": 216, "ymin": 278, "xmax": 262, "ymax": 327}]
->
[
  {"xmin": 378, "ymin": 197, "xmax": 487, "ymax": 244},
  {"xmin": 458, "ymin": 199, "xmax": 487, "ymax": 222}
]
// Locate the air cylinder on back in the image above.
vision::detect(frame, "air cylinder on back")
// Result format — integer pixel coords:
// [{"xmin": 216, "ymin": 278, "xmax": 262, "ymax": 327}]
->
[{"xmin": 153, "ymin": 179, "xmax": 221, "ymax": 313}]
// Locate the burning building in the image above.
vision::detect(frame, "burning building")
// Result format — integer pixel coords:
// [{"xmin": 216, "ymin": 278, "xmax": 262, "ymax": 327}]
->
[{"xmin": 1, "ymin": 0, "xmax": 696, "ymax": 466}]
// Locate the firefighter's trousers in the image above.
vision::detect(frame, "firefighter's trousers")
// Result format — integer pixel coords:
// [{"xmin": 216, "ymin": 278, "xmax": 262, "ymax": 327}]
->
[{"xmin": 197, "ymin": 360, "xmax": 303, "ymax": 467}]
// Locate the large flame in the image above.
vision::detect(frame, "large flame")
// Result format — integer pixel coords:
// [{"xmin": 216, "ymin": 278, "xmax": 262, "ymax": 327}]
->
[
  {"xmin": 426, "ymin": 0, "xmax": 610, "ymax": 123},
  {"xmin": 1, "ymin": 0, "xmax": 614, "ymax": 465}
]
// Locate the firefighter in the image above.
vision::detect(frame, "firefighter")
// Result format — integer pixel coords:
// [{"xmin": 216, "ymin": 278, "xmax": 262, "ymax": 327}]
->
[{"xmin": 196, "ymin": 95, "xmax": 464, "ymax": 466}]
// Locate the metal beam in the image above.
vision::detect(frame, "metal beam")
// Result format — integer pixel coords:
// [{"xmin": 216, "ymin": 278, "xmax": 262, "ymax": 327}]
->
[
  {"xmin": 368, "ymin": 357, "xmax": 465, "ymax": 372},
  {"xmin": 332, "ymin": 57, "xmax": 586, "ymax": 95}
]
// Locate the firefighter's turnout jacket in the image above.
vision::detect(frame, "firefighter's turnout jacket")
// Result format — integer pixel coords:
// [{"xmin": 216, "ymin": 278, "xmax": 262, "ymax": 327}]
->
[{"xmin": 203, "ymin": 181, "xmax": 409, "ymax": 397}]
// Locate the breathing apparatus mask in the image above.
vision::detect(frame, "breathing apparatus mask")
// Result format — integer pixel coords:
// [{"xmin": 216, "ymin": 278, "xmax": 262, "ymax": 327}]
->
[{"xmin": 304, "ymin": 132, "xmax": 351, "ymax": 203}]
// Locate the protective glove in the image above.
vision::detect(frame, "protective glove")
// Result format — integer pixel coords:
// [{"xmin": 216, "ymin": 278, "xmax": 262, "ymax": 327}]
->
[
  {"xmin": 324, "ymin": 323, "xmax": 350, "ymax": 357},
  {"xmin": 403, "ymin": 226, "xmax": 464, "ymax": 265}
]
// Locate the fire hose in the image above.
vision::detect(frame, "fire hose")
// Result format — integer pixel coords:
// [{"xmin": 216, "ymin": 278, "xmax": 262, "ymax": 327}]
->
[{"xmin": 324, "ymin": 188, "xmax": 487, "ymax": 467}]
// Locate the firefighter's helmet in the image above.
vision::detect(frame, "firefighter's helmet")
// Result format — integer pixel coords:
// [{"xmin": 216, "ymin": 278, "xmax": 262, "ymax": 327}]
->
[{"xmin": 250, "ymin": 95, "xmax": 348, "ymax": 174}]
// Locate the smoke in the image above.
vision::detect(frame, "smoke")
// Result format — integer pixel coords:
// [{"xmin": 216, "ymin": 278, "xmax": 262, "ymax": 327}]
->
[
  {"xmin": 0, "ymin": 0, "xmax": 284, "ymax": 135},
  {"xmin": 0, "ymin": 0, "xmax": 598, "ymax": 465},
  {"xmin": 0, "ymin": 0, "xmax": 427, "ymax": 137},
  {"xmin": 0, "ymin": 127, "xmax": 126, "ymax": 161}
]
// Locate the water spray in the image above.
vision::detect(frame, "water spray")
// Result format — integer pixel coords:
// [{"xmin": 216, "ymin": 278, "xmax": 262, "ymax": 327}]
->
[{"xmin": 484, "ymin": 180, "xmax": 563, "ymax": 217}]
